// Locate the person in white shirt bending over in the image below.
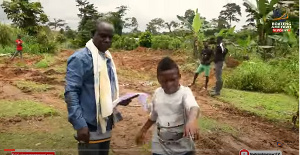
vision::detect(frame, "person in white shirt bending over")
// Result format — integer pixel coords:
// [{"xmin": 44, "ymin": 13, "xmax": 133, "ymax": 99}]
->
[{"xmin": 136, "ymin": 57, "xmax": 200, "ymax": 155}]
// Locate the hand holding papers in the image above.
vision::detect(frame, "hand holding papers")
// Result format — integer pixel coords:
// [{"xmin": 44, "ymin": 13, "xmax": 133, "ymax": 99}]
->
[{"xmin": 113, "ymin": 93, "xmax": 150, "ymax": 110}]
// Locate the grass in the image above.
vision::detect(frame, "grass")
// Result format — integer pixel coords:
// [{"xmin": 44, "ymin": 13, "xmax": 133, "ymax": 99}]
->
[
  {"xmin": 0, "ymin": 100, "xmax": 58, "ymax": 118},
  {"xmin": 0, "ymin": 116, "xmax": 76, "ymax": 155},
  {"xmin": 13, "ymin": 81, "xmax": 53, "ymax": 92},
  {"xmin": 53, "ymin": 64, "xmax": 67, "ymax": 74},
  {"xmin": 217, "ymin": 88, "xmax": 298, "ymax": 123},
  {"xmin": 35, "ymin": 54, "xmax": 55, "ymax": 68},
  {"xmin": 199, "ymin": 117, "xmax": 237, "ymax": 135}
]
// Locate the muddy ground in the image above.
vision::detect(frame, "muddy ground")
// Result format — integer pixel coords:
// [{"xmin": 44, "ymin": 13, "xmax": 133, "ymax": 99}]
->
[{"xmin": 0, "ymin": 48, "xmax": 298, "ymax": 155}]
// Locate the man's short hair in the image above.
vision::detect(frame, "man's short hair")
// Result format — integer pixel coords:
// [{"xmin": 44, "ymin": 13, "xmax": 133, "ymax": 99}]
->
[
  {"xmin": 157, "ymin": 57, "xmax": 179, "ymax": 75},
  {"xmin": 91, "ymin": 20, "xmax": 114, "ymax": 37}
]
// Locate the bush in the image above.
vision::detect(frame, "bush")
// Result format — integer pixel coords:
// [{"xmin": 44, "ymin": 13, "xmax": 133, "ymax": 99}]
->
[
  {"xmin": 224, "ymin": 61, "xmax": 279, "ymax": 93},
  {"xmin": 139, "ymin": 31, "xmax": 152, "ymax": 48},
  {"xmin": 112, "ymin": 35, "xmax": 138, "ymax": 50},
  {"xmin": 55, "ymin": 34, "xmax": 67, "ymax": 43},
  {"xmin": 151, "ymin": 35, "xmax": 182, "ymax": 50},
  {"xmin": 0, "ymin": 24, "xmax": 13, "ymax": 47},
  {"xmin": 225, "ymin": 53, "xmax": 299, "ymax": 98}
]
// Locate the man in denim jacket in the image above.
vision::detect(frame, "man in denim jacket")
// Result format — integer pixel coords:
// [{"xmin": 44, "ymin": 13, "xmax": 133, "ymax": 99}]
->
[{"xmin": 64, "ymin": 21, "xmax": 132, "ymax": 155}]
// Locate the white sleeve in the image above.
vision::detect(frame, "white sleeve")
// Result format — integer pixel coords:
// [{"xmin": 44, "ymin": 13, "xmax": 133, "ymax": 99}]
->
[
  {"xmin": 149, "ymin": 90, "xmax": 158, "ymax": 121},
  {"xmin": 183, "ymin": 87, "xmax": 199, "ymax": 111}
]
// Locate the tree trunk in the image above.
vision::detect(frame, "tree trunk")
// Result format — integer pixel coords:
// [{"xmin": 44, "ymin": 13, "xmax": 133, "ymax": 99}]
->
[{"xmin": 193, "ymin": 37, "xmax": 198, "ymax": 58}]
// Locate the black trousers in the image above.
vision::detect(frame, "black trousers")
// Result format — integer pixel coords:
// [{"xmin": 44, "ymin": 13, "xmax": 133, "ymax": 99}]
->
[
  {"xmin": 78, "ymin": 141, "xmax": 110, "ymax": 155},
  {"xmin": 152, "ymin": 151, "xmax": 195, "ymax": 155}
]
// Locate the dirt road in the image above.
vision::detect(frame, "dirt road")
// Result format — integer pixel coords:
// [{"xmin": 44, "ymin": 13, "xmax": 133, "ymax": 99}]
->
[{"xmin": 0, "ymin": 49, "xmax": 298, "ymax": 155}]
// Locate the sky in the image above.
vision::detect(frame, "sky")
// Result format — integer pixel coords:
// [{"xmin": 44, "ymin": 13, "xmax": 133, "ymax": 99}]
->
[{"xmin": 0, "ymin": 0, "xmax": 256, "ymax": 31}]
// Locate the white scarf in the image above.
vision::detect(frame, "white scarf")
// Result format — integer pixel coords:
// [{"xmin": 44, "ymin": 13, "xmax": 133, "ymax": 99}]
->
[
  {"xmin": 220, "ymin": 43, "xmax": 224, "ymax": 53},
  {"xmin": 86, "ymin": 39, "xmax": 119, "ymax": 134}
]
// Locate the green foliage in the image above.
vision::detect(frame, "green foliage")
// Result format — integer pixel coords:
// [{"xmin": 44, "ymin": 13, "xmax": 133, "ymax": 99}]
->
[
  {"xmin": 192, "ymin": 9, "xmax": 202, "ymax": 35},
  {"xmin": 139, "ymin": 31, "xmax": 152, "ymax": 48},
  {"xmin": 55, "ymin": 34, "xmax": 67, "ymax": 43},
  {"xmin": 65, "ymin": 26, "xmax": 77, "ymax": 40},
  {"xmin": 112, "ymin": 35, "xmax": 138, "ymax": 50},
  {"xmin": 225, "ymin": 61, "xmax": 278, "ymax": 92},
  {"xmin": 225, "ymin": 54, "xmax": 299, "ymax": 98},
  {"xmin": 35, "ymin": 54, "xmax": 55, "ymax": 68},
  {"xmin": 151, "ymin": 35, "xmax": 182, "ymax": 50},
  {"xmin": 146, "ymin": 18, "xmax": 165, "ymax": 34},
  {"xmin": 0, "ymin": 23, "xmax": 14, "ymax": 47},
  {"xmin": 1, "ymin": 0, "xmax": 49, "ymax": 35},
  {"xmin": 74, "ymin": 0, "xmax": 100, "ymax": 47},
  {"xmin": 74, "ymin": 19, "xmax": 97, "ymax": 47}
]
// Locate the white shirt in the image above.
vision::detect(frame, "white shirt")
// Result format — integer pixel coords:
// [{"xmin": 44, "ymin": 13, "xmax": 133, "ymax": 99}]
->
[{"xmin": 149, "ymin": 85, "xmax": 199, "ymax": 154}]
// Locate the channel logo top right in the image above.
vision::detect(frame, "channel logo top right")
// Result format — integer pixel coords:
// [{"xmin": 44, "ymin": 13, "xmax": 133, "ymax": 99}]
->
[{"xmin": 271, "ymin": 8, "xmax": 292, "ymax": 33}]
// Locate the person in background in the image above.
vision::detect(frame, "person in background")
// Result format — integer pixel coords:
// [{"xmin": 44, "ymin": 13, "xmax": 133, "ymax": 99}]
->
[
  {"xmin": 211, "ymin": 36, "xmax": 228, "ymax": 96},
  {"xmin": 136, "ymin": 57, "xmax": 200, "ymax": 155},
  {"xmin": 11, "ymin": 35, "xmax": 23, "ymax": 60},
  {"xmin": 64, "ymin": 21, "xmax": 134, "ymax": 155},
  {"xmin": 189, "ymin": 42, "xmax": 214, "ymax": 90}
]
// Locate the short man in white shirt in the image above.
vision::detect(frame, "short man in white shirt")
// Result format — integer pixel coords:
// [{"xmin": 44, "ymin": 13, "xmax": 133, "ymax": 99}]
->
[{"xmin": 135, "ymin": 57, "xmax": 200, "ymax": 155}]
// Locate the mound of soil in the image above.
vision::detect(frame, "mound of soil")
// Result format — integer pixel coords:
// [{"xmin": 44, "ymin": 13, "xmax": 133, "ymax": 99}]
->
[
  {"xmin": 225, "ymin": 57, "xmax": 240, "ymax": 68},
  {"xmin": 44, "ymin": 69, "xmax": 61, "ymax": 75}
]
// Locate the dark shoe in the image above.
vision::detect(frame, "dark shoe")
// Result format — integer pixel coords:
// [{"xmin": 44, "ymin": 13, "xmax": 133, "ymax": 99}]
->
[{"xmin": 210, "ymin": 91, "xmax": 220, "ymax": 96}]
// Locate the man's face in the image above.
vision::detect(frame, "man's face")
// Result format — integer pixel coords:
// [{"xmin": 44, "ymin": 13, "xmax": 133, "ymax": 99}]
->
[
  {"xmin": 157, "ymin": 68, "xmax": 181, "ymax": 94},
  {"xmin": 93, "ymin": 24, "xmax": 113, "ymax": 52}
]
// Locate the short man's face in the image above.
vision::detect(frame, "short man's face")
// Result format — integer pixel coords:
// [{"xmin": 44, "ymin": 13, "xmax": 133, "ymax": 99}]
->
[{"xmin": 93, "ymin": 26, "xmax": 113, "ymax": 52}]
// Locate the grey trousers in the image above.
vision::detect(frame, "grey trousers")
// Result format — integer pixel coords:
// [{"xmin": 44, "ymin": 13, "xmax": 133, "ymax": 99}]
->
[
  {"xmin": 78, "ymin": 141, "xmax": 110, "ymax": 155},
  {"xmin": 214, "ymin": 61, "xmax": 224, "ymax": 93},
  {"xmin": 11, "ymin": 50, "xmax": 22, "ymax": 60}
]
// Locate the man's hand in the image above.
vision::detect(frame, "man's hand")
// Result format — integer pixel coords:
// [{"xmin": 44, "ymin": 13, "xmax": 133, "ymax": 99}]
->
[
  {"xmin": 135, "ymin": 130, "xmax": 147, "ymax": 145},
  {"xmin": 76, "ymin": 127, "xmax": 90, "ymax": 143},
  {"xmin": 184, "ymin": 120, "xmax": 199, "ymax": 140}
]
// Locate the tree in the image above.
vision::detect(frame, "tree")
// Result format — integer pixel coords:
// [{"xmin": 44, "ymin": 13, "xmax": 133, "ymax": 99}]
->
[
  {"xmin": 244, "ymin": 3, "xmax": 256, "ymax": 27},
  {"xmin": 106, "ymin": 5, "xmax": 129, "ymax": 35},
  {"xmin": 243, "ymin": 0, "xmax": 280, "ymax": 45},
  {"xmin": 65, "ymin": 26, "xmax": 76, "ymax": 40},
  {"xmin": 164, "ymin": 21, "xmax": 179, "ymax": 32},
  {"xmin": 211, "ymin": 18, "xmax": 229, "ymax": 30},
  {"xmin": 219, "ymin": 3, "xmax": 242, "ymax": 27},
  {"xmin": 146, "ymin": 18, "xmax": 165, "ymax": 34},
  {"xmin": 1, "ymin": 0, "xmax": 49, "ymax": 35},
  {"xmin": 124, "ymin": 17, "xmax": 138, "ymax": 32},
  {"xmin": 48, "ymin": 18, "xmax": 67, "ymax": 30},
  {"xmin": 76, "ymin": 0, "xmax": 100, "ymax": 31},
  {"xmin": 75, "ymin": 0, "xmax": 100, "ymax": 47},
  {"xmin": 177, "ymin": 9, "xmax": 195, "ymax": 29}
]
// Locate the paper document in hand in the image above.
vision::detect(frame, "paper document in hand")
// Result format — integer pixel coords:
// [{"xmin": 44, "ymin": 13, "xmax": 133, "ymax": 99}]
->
[{"xmin": 113, "ymin": 93, "xmax": 149, "ymax": 110}]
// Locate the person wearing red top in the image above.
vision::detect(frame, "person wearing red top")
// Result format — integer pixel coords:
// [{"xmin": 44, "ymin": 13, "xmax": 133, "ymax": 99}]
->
[{"xmin": 11, "ymin": 35, "xmax": 23, "ymax": 60}]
